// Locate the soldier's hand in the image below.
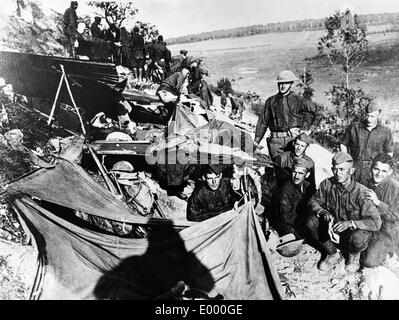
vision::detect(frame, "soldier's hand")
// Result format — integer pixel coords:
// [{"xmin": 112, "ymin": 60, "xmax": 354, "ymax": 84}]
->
[
  {"xmin": 365, "ymin": 189, "xmax": 381, "ymax": 207},
  {"xmin": 318, "ymin": 210, "xmax": 332, "ymax": 222},
  {"xmin": 332, "ymin": 221, "xmax": 352, "ymax": 233}
]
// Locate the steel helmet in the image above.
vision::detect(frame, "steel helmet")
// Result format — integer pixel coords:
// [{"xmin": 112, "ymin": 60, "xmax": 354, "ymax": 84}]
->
[
  {"xmin": 276, "ymin": 70, "xmax": 298, "ymax": 83},
  {"xmin": 105, "ymin": 131, "xmax": 133, "ymax": 142},
  {"xmin": 276, "ymin": 239, "xmax": 304, "ymax": 257},
  {"xmin": 110, "ymin": 161, "xmax": 134, "ymax": 172}
]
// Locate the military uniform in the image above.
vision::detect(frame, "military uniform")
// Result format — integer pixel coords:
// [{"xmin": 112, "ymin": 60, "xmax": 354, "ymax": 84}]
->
[
  {"xmin": 341, "ymin": 121, "xmax": 393, "ymax": 184},
  {"xmin": 306, "ymin": 175, "xmax": 381, "ymax": 256},
  {"xmin": 254, "ymin": 92, "xmax": 323, "ymax": 159},
  {"xmin": 187, "ymin": 177, "xmax": 239, "ymax": 222},
  {"xmin": 271, "ymin": 179, "xmax": 315, "ymax": 238},
  {"xmin": 362, "ymin": 178, "xmax": 399, "ymax": 267},
  {"xmin": 63, "ymin": 5, "xmax": 78, "ymax": 56}
]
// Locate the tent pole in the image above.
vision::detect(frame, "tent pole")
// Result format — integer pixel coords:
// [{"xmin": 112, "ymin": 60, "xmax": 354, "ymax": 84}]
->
[
  {"xmin": 86, "ymin": 143, "xmax": 120, "ymax": 197},
  {"xmin": 61, "ymin": 64, "xmax": 87, "ymax": 135},
  {"xmin": 47, "ymin": 66, "xmax": 65, "ymax": 126}
]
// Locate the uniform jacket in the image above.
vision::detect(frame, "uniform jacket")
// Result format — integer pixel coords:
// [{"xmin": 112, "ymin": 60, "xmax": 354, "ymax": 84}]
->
[
  {"xmin": 366, "ymin": 178, "xmax": 399, "ymax": 222},
  {"xmin": 341, "ymin": 121, "xmax": 393, "ymax": 161},
  {"xmin": 187, "ymin": 177, "xmax": 239, "ymax": 222},
  {"xmin": 157, "ymin": 71, "xmax": 187, "ymax": 96},
  {"xmin": 308, "ymin": 177, "xmax": 381, "ymax": 231},
  {"xmin": 63, "ymin": 7, "xmax": 78, "ymax": 36},
  {"xmin": 254, "ymin": 92, "xmax": 323, "ymax": 141},
  {"xmin": 272, "ymin": 179, "xmax": 315, "ymax": 236}
]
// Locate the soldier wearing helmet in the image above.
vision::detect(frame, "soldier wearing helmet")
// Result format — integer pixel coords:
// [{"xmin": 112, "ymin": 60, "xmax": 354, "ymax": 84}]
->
[
  {"xmin": 254, "ymin": 70, "xmax": 324, "ymax": 160},
  {"xmin": 340, "ymin": 100, "xmax": 394, "ymax": 185}
]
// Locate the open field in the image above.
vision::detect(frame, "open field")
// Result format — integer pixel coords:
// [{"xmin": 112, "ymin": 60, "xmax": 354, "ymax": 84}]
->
[
  {"xmin": 169, "ymin": 26, "xmax": 399, "ymax": 112},
  {"xmin": 169, "ymin": 25, "xmax": 399, "ymax": 142}
]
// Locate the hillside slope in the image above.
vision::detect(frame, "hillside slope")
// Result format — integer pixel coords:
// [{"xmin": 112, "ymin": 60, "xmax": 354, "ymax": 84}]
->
[{"xmin": 0, "ymin": 0, "xmax": 66, "ymax": 56}]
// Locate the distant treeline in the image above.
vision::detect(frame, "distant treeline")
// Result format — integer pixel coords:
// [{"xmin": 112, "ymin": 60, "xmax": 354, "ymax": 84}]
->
[{"xmin": 166, "ymin": 12, "xmax": 399, "ymax": 45}]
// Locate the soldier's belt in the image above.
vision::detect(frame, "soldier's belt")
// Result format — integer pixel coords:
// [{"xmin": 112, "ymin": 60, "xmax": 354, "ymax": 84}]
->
[{"xmin": 270, "ymin": 131, "xmax": 292, "ymax": 138}]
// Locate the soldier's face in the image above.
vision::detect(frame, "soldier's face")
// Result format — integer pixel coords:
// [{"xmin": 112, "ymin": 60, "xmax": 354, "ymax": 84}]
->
[
  {"xmin": 366, "ymin": 111, "xmax": 379, "ymax": 127},
  {"xmin": 332, "ymin": 162, "xmax": 354, "ymax": 184},
  {"xmin": 291, "ymin": 166, "xmax": 308, "ymax": 185},
  {"xmin": 294, "ymin": 139, "xmax": 308, "ymax": 157},
  {"xmin": 371, "ymin": 161, "xmax": 392, "ymax": 184},
  {"xmin": 278, "ymin": 82, "xmax": 292, "ymax": 95},
  {"xmin": 204, "ymin": 172, "xmax": 222, "ymax": 191}
]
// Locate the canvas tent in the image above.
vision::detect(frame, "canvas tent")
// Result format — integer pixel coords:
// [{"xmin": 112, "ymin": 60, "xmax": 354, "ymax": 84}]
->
[{"xmin": 7, "ymin": 159, "xmax": 284, "ymax": 300}]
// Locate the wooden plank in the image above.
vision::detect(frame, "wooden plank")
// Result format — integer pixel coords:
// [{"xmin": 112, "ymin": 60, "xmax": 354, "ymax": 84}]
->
[{"xmin": 92, "ymin": 141, "xmax": 151, "ymax": 155}]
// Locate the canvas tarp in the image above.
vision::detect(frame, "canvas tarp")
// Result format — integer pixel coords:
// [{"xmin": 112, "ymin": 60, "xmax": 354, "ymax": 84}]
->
[
  {"xmin": 6, "ymin": 158, "xmax": 193, "ymax": 227},
  {"xmin": 13, "ymin": 197, "xmax": 284, "ymax": 300}
]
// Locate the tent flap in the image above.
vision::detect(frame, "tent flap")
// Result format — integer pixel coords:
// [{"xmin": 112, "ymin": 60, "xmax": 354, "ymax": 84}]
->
[{"xmin": 14, "ymin": 197, "xmax": 284, "ymax": 300}]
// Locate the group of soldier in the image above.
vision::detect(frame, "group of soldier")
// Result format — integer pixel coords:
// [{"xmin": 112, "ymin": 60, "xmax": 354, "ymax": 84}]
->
[
  {"xmin": 63, "ymin": 1, "xmax": 172, "ymax": 83},
  {"xmin": 63, "ymin": 1, "xmax": 398, "ymax": 275},
  {"xmin": 186, "ymin": 68, "xmax": 397, "ymax": 274}
]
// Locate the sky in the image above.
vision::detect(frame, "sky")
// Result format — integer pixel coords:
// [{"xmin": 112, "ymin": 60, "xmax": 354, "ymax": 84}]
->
[{"xmin": 27, "ymin": 0, "xmax": 399, "ymax": 38}]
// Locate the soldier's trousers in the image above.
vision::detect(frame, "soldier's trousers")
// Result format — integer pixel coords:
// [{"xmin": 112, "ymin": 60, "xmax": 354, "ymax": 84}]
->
[
  {"xmin": 267, "ymin": 136, "xmax": 294, "ymax": 160},
  {"xmin": 305, "ymin": 214, "xmax": 373, "ymax": 257},
  {"xmin": 362, "ymin": 220, "xmax": 399, "ymax": 268}
]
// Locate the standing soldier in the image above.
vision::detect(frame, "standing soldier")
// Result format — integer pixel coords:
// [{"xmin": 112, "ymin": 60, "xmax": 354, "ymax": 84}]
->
[
  {"xmin": 63, "ymin": 1, "xmax": 79, "ymax": 57},
  {"xmin": 340, "ymin": 101, "xmax": 394, "ymax": 185},
  {"xmin": 254, "ymin": 70, "xmax": 323, "ymax": 160},
  {"xmin": 130, "ymin": 26, "xmax": 145, "ymax": 82}
]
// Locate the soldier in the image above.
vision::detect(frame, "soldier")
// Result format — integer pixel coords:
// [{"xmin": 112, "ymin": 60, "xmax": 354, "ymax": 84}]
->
[
  {"xmin": 362, "ymin": 153, "xmax": 399, "ymax": 268},
  {"xmin": 340, "ymin": 100, "xmax": 394, "ymax": 185},
  {"xmin": 156, "ymin": 68, "xmax": 190, "ymax": 117},
  {"xmin": 271, "ymin": 157, "xmax": 315, "ymax": 240},
  {"xmin": 130, "ymin": 26, "xmax": 145, "ymax": 82},
  {"xmin": 254, "ymin": 70, "xmax": 323, "ymax": 160},
  {"xmin": 187, "ymin": 165, "xmax": 240, "ymax": 222},
  {"xmin": 63, "ymin": 1, "xmax": 79, "ymax": 57},
  {"xmin": 90, "ymin": 16, "xmax": 104, "ymax": 41},
  {"xmin": 275, "ymin": 133, "xmax": 315, "ymax": 188},
  {"xmin": 306, "ymin": 152, "xmax": 381, "ymax": 273},
  {"xmin": 105, "ymin": 24, "xmax": 121, "ymax": 63},
  {"xmin": 179, "ymin": 50, "xmax": 190, "ymax": 71}
]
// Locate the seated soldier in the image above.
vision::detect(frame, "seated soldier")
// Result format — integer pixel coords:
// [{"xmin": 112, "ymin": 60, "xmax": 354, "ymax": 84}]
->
[
  {"xmin": 187, "ymin": 165, "xmax": 240, "ymax": 222},
  {"xmin": 271, "ymin": 157, "xmax": 315, "ymax": 239},
  {"xmin": 362, "ymin": 153, "xmax": 399, "ymax": 268},
  {"xmin": 275, "ymin": 133, "xmax": 315, "ymax": 188},
  {"xmin": 306, "ymin": 152, "xmax": 381, "ymax": 273}
]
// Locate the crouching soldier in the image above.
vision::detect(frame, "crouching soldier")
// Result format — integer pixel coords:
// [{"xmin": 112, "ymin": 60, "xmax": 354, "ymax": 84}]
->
[
  {"xmin": 271, "ymin": 157, "xmax": 315, "ymax": 239},
  {"xmin": 306, "ymin": 152, "xmax": 381, "ymax": 273},
  {"xmin": 362, "ymin": 153, "xmax": 399, "ymax": 268}
]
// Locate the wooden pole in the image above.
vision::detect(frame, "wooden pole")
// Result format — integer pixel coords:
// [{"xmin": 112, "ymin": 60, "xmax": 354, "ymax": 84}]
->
[
  {"xmin": 62, "ymin": 65, "xmax": 87, "ymax": 135},
  {"xmin": 86, "ymin": 143, "xmax": 120, "ymax": 197},
  {"xmin": 47, "ymin": 67, "xmax": 65, "ymax": 126}
]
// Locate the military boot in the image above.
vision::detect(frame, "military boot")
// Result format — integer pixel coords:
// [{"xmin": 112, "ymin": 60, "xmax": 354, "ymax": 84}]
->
[
  {"xmin": 317, "ymin": 252, "xmax": 341, "ymax": 271},
  {"xmin": 345, "ymin": 253, "xmax": 361, "ymax": 273}
]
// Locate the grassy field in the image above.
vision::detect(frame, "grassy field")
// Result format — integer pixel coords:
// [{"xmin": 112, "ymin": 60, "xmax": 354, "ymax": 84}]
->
[{"xmin": 169, "ymin": 25, "xmax": 399, "ymax": 143}]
